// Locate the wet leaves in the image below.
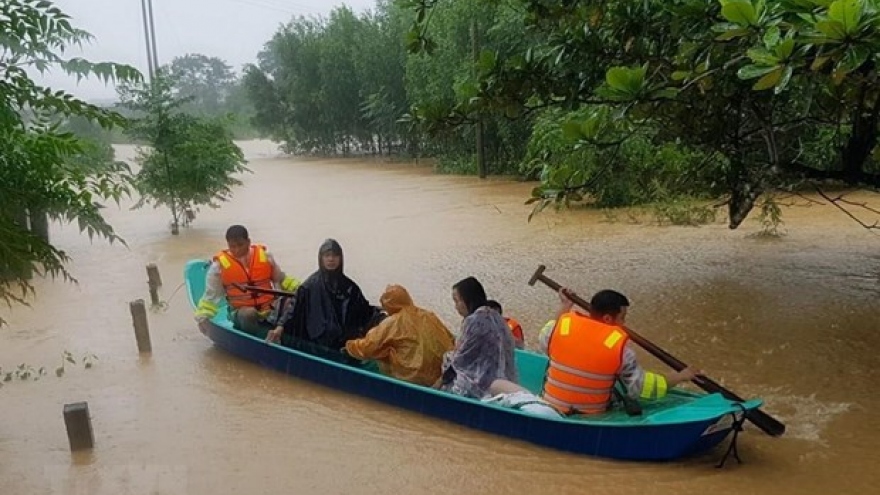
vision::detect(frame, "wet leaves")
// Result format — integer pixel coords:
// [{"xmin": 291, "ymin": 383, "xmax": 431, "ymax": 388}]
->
[{"xmin": 0, "ymin": 351, "xmax": 97, "ymax": 387}]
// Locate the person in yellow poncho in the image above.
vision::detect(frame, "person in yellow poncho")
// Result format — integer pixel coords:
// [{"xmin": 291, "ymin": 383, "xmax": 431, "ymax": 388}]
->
[{"xmin": 344, "ymin": 284, "xmax": 455, "ymax": 386}]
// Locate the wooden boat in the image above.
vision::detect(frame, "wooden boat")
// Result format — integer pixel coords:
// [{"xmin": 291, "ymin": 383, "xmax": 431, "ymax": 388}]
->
[{"xmin": 185, "ymin": 259, "xmax": 762, "ymax": 462}]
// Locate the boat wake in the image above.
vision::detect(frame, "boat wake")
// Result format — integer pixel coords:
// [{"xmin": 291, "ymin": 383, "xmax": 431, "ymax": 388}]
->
[{"xmin": 759, "ymin": 390, "xmax": 851, "ymax": 443}]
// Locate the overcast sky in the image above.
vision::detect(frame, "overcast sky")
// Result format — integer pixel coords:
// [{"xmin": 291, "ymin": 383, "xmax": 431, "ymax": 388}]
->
[{"xmin": 40, "ymin": 0, "xmax": 376, "ymax": 101}]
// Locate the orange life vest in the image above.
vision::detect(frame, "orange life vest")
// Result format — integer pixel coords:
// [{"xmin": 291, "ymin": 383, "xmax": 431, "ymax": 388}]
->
[
  {"xmin": 542, "ymin": 311, "xmax": 628, "ymax": 415},
  {"xmin": 505, "ymin": 317, "xmax": 524, "ymax": 346},
  {"xmin": 214, "ymin": 244, "xmax": 275, "ymax": 311}
]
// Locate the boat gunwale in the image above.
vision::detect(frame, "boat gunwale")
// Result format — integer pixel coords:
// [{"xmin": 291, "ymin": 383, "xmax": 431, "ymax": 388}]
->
[{"xmin": 209, "ymin": 318, "xmax": 756, "ymax": 428}]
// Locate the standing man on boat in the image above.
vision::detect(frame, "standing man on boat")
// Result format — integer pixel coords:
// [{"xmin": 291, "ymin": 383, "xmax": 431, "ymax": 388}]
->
[
  {"xmin": 194, "ymin": 225, "xmax": 300, "ymax": 337},
  {"xmin": 541, "ymin": 288, "xmax": 700, "ymax": 415}
]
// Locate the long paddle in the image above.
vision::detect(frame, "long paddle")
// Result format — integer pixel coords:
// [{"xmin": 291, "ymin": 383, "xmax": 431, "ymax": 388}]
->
[
  {"xmin": 528, "ymin": 264, "xmax": 786, "ymax": 437},
  {"xmin": 232, "ymin": 283, "xmax": 297, "ymax": 298}
]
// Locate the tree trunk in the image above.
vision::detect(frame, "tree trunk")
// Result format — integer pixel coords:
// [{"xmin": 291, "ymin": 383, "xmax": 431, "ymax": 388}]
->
[
  {"xmin": 841, "ymin": 93, "xmax": 879, "ymax": 184},
  {"xmin": 727, "ymin": 160, "xmax": 763, "ymax": 230},
  {"xmin": 29, "ymin": 209, "xmax": 50, "ymax": 243},
  {"xmin": 13, "ymin": 209, "xmax": 33, "ymax": 280}
]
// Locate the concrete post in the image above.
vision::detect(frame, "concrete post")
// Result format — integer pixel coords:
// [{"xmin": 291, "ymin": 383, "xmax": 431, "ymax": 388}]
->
[
  {"xmin": 146, "ymin": 264, "xmax": 162, "ymax": 306},
  {"xmin": 129, "ymin": 299, "xmax": 152, "ymax": 353},
  {"xmin": 63, "ymin": 402, "xmax": 95, "ymax": 451}
]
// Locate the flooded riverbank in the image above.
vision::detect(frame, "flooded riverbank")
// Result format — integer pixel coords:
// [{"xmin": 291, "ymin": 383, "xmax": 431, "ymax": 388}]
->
[{"xmin": 1, "ymin": 141, "xmax": 878, "ymax": 494}]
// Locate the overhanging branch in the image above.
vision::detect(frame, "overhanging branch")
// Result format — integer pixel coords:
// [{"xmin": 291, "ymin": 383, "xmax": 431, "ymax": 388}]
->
[{"xmin": 814, "ymin": 186, "xmax": 880, "ymax": 231}]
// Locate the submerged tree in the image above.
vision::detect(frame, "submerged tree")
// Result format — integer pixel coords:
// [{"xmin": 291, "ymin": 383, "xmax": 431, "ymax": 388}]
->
[
  {"xmin": 0, "ymin": 0, "xmax": 141, "ymax": 324},
  {"xmin": 118, "ymin": 72, "xmax": 249, "ymax": 234}
]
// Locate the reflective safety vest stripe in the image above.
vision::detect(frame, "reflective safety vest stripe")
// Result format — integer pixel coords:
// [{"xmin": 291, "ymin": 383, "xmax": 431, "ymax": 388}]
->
[
  {"xmin": 214, "ymin": 245, "xmax": 275, "ymax": 310},
  {"xmin": 542, "ymin": 312, "xmax": 628, "ymax": 415},
  {"xmin": 640, "ymin": 371, "xmax": 668, "ymax": 400},
  {"xmin": 195, "ymin": 299, "xmax": 219, "ymax": 319}
]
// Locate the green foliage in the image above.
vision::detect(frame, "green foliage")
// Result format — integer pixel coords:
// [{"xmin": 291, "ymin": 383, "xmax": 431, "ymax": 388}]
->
[
  {"xmin": 0, "ymin": 351, "xmax": 97, "ymax": 385},
  {"xmin": 244, "ymin": 4, "xmax": 411, "ymax": 155},
  {"xmin": 405, "ymin": 0, "xmax": 880, "ymax": 229},
  {"xmin": 118, "ymin": 72, "xmax": 249, "ymax": 233},
  {"xmin": 60, "ymin": 115, "xmax": 130, "ymax": 176},
  {"xmin": 751, "ymin": 195, "xmax": 787, "ymax": 237},
  {"xmin": 164, "ymin": 54, "xmax": 259, "ymax": 139},
  {"xmin": 167, "ymin": 54, "xmax": 236, "ymax": 116},
  {"xmin": 523, "ymin": 106, "xmax": 725, "ymax": 219},
  {"xmin": 0, "ymin": 0, "xmax": 141, "ymax": 324},
  {"xmin": 241, "ymin": 1, "xmax": 530, "ymax": 170}
]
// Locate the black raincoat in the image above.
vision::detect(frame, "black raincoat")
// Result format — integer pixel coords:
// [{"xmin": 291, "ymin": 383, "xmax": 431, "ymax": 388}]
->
[{"xmin": 283, "ymin": 239, "xmax": 382, "ymax": 349}]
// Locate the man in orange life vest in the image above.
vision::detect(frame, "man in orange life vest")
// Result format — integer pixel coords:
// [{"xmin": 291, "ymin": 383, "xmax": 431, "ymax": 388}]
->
[
  {"xmin": 540, "ymin": 288, "xmax": 700, "ymax": 415},
  {"xmin": 486, "ymin": 300, "xmax": 525, "ymax": 349},
  {"xmin": 194, "ymin": 225, "xmax": 300, "ymax": 338}
]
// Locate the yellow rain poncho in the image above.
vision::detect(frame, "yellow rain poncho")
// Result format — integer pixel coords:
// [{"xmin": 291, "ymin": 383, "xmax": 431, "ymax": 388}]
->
[{"xmin": 345, "ymin": 285, "xmax": 454, "ymax": 386}]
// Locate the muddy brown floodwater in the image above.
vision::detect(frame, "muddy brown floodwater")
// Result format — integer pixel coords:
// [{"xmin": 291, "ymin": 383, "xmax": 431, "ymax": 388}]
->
[{"xmin": 1, "ymin": 140, "xmax": 879, "ymax": 495}]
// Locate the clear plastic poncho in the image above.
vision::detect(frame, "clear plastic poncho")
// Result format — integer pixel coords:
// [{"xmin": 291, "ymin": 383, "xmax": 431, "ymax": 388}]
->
[{"xmin": 440, "ymin": 306, "xmax": 519, "ymax": 399}]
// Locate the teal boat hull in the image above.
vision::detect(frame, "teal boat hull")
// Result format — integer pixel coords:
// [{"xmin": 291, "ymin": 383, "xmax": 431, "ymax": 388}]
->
[{"xmin": 184, "ymin": 259, "xmax": 762, "ymax": 461}]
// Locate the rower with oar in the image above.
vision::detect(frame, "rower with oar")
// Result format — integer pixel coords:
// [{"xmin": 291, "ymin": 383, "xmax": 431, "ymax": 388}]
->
[
  {"xmin": 539, "ymin": 287, "xmax": 701, "ymax": 416},
  {"xmin": 194, "ymin": 225, "xmax": 301, "ymax": 339},
  {"xmin": 529, "ymin": 264, "xmax": 786, "ymax": 437}
]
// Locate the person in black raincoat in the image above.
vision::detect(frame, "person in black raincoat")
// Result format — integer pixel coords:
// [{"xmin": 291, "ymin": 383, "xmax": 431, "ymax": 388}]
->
[{"xmin": 281, "ymin": 239, "xmax": 383, "ymax": 351}]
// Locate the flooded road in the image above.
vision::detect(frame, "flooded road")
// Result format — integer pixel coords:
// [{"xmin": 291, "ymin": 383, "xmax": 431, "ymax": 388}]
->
[{"xmin": 1, "ymin": 140, "xmax": 879, "ymax": 494}]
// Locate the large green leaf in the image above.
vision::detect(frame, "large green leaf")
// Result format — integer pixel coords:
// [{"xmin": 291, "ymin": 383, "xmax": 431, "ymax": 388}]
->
[
  {"xmin": 747, "ymin": 47, "xmax": 780, "ymax": 65},
  {"xmin": 773, "ymin": 37, "xmax": 795, "ymax": 59},
  {"xmin": 815, "ymin": 19, "xmax": 847, "ymax": 39},
  {"xmin": 720, "ymin": 1, "xmax": 759, "ymax": 26},
  {"xmin": 579, "ymin": 115, "xmax": 603, "ymax": 140},
  {"xmin": 737, "ymin": 64, "xmax": 778, "ymax": 79},
  {"xmin": 600, "ymin": 65, "xmax": 648, "ymax": 100},
  {"xmin": 715, "ymin": 27, "xmax": 751, "ymax": 40},
  {"xmin": 836, "ymin": 45, "xmax": 872, "ymax": 73},
  {"xmin": 763, "ymin": 26, "xmax": 781, "ymax": 46},
  {"xmin": 827, "ymin": 0, "xmax": 862, "ymax": 35},
  {"xmin": 774, "ymin": 65, "xmax": 794, "ymax": 94},
  {"xmin": 752, "ymin": 67, "xmax": 784, "ymax": 90}
]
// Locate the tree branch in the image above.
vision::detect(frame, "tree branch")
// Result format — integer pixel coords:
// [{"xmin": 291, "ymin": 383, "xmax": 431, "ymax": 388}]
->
[{"xmin": 814, "ymin": 186, "xmax": 880, "ymax": 231}]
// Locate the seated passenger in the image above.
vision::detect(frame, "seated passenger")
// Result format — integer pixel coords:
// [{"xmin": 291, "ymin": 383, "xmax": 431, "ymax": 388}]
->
[
  {"xmin": 194, "ymin": 224, "xmax": 300, "ymax": 338},
  {"xmin": 486, "ymin": 299, "xmax": 525, "ymax": 349},
  {"xmin": 437, "ymin": 277, "xmax": 518, "ymax": 398},
  {"xmin": 279, "ymin": 239, "xmax": 383, "ymax": 349},
  {"xmin": 344, "ymin": 284, "xmax": 454, "ymax": 386},
  {"xmin": 542, "ymin": 288, "xmax": 700, "ymax": 415}
]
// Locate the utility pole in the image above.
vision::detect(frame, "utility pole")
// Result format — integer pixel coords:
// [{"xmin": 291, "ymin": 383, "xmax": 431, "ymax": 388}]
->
[
  {"xmin": 146, "ymin": 0, "xmax": 160, "ymax": 74},
  {"xmin": 470, "ymin": 19, "xmax": 487, "ymax": 179},
  {"xmin": 139, "ymin": 0, "xmax": 156, "ymax": 81},
  {"xmin": 139, "ymin": 0, "xmax": 177, "ymax": 234}
]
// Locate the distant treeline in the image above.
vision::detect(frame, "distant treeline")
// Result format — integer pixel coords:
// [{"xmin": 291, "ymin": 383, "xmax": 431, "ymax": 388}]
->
[
  {"xmin": 241, "ymin": 0, "xmax": 530, "ymax": 175},
  {"xmin": 79, "ymin": 53, "xmax": 262, "ymax": 145}
]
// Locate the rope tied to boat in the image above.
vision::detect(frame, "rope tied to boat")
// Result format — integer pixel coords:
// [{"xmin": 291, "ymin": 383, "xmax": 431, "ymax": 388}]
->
[{"xmin": 716, "ymin": 403, "xmax": 748, "ymax": 469}]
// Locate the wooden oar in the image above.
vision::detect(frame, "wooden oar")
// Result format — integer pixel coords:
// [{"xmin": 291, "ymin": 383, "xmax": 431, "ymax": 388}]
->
[
  {"xmin": 232, "ymin": 283, "xmax": 297, "ymax": 298},
  {"xmin": 528, "ymin": 264, "xmax": 786, "ymax": 437}
]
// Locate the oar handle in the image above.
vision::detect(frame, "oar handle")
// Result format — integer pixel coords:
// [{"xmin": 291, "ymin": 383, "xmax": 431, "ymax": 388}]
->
[
  {"xmin": 232, "ymin": 283, "xmax": 297, "ymax": 298},
  {"xmin": 531, "ymin": 268, "xmax": 707, "ymax": 377},
  {"xmin": 527, "ymin": 265, "xmax": 785, "ymax": 437}
]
